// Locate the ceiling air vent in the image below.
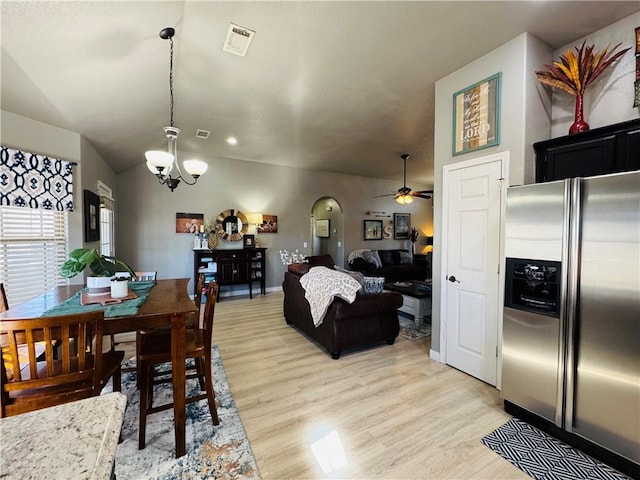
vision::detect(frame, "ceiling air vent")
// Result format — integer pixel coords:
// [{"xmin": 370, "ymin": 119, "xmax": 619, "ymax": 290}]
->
[
  {"xmin": 223, "ymin": 23, "xmax": 255, "ymax": 57},
  {"xmin": 195, "ymin": 129, "xmax": 211, "ymax": 139}
]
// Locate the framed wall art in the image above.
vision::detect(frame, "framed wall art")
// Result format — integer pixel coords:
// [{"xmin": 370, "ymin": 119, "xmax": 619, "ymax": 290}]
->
[
  {"xmin": 176, "ymin": 212, "xmax": 204, "ymax": 234},
  {"xmin": 83, "ymin": 189, "xmax": 100, "ymax": 242},
  {"xmin": 452, "ymin": 72, "xmax": 501, "ymax": 156},
  {"xmin": 363, "ymin": 220, "xmax": 383, "ymax": 240},
  {"xmin": 393, "ymin": 213, "xmax": 411, "ymax": 240},
  {"xmin": 315, "ymin": 219, "xmax": 330, "ymax": 238},
  {"xmin": 257, "ymin": 214, "xmax": 278, "ymax": 233},
  {"xmin": 243, "ymin": 234, "xmax": 255, "ymax": 248}
]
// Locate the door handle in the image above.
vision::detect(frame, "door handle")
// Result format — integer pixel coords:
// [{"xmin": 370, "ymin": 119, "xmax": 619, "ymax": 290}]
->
[{"xmin": 448, "ymin": 275, "xmax": 460, "ymax": 283}]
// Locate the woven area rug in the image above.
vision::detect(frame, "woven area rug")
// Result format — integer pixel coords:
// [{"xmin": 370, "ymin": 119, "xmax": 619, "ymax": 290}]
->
[
  {"xmin": 482, "ymin": 418, "xmax": 631, "ymax": 480},
  {"xmin": 114, "ymin": 347, "xmax": 260, "ymax": 480},
  {"xmin": 398, "ymin": 315, "xmax": 431, "ymax": 340}
]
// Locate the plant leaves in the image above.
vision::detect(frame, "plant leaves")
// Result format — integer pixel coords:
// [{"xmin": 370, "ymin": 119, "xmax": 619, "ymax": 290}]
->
[{"xmin": 536, "ymin": 42, "xmax": 630, "ymax": 95}]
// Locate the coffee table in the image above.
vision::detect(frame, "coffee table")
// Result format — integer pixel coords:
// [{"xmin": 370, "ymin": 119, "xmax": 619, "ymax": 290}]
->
[{"xmin": 383, "ymin": 281, "xmax": 432, "ymax": 327}]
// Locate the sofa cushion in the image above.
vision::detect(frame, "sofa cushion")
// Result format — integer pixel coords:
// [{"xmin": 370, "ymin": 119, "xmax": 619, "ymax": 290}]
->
[
  {"xmin": 378, "ymin": 250, "xmax": 395, "ymax": 265},
  {"xmin": 288, "ymin": 263, "xmax": 311, "ymax": 276},
  {"xmin": 399, "ymin": 251, "xmax": 413, "ymax": 264},
  {"xmin": 305, "ymin": 254, "xmax": 335, "ymax": 269}
]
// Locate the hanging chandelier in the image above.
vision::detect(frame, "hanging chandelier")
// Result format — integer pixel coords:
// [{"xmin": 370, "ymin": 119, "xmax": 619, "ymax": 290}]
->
[{"xmin": 145, "ymin": 27, "xmax": 208, "ymax": 192}]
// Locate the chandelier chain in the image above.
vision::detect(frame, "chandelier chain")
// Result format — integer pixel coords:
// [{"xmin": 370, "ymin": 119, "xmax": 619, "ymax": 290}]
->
[{"xmin": 169, "ymin": 36, "xmax": 174, "ymax": 128}]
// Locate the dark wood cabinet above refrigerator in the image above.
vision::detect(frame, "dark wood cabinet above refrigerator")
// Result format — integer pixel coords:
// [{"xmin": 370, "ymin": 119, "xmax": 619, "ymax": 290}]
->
[{"xmin": 534, "ymin": 118, "xmax": 640, "ymax": 183}]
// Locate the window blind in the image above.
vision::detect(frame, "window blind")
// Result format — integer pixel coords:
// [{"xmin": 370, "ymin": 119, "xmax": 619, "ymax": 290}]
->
[{"xmin": 0, "ymin": 206, "xmax": 68, "ymax": 307}]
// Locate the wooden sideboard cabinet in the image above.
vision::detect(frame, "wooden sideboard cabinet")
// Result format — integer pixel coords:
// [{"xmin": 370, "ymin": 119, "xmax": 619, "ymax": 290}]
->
[
  {"xmin": 193, "ymin": 248, "xmax": 266, "ymax": 301},
  {"xmin": 534, "ymin": 119, "xmax": 640, "ymax": 183}
]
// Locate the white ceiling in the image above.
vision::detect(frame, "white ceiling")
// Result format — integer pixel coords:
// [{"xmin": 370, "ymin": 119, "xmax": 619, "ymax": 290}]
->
[{"xmin": 2, "ymin": 1, "xmax": 638, "ymax": 188}]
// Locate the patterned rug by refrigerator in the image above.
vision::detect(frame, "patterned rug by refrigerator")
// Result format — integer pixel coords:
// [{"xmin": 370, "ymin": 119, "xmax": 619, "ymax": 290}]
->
[
  {"xmin": 482, "ymin": 418, "xmax": 631, "ymax": 480},
  {"xmin": 114, "ymin": 346, "xmax": 260, "ymax": 479}
]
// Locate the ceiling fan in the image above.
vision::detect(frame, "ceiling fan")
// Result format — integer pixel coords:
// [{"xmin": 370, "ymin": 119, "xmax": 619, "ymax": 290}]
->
[{"xmin": 374, "ymin": 154, "xmax": 433, "ymax": 204}]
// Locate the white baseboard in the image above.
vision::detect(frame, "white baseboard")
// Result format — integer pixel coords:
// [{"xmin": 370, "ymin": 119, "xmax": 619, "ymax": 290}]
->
[{"xmin": 429, "ymin": 349, "xmax": 441, "ymax": 363}]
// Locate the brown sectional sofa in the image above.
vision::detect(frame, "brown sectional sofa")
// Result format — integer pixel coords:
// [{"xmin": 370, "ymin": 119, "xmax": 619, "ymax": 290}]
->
[{"xmin": 282, "ymin": 254, "xmax": 403, "ymax": 359}]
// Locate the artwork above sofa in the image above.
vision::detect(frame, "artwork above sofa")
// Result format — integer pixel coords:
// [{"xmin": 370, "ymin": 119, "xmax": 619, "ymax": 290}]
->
[{"xmin": 346, "ymin": 249, "xmax": 429, "ymax": 283}]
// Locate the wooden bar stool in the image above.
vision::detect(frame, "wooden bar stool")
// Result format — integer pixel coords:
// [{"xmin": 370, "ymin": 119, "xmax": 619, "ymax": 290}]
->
[{"xmin": 137, "ymin": 282, "xmax": 220, "ymax": 450}]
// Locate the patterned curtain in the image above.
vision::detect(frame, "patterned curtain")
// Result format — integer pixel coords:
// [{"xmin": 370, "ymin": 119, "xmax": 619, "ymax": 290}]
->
[{"xmin": 0, "ymin": 146, "xmax": 75, "ymax": 212}]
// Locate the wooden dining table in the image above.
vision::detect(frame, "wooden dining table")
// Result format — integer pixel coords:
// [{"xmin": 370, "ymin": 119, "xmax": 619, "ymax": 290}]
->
[{"xmin": 0, "ymin": 278, "xmax": 197, "ymax": 458}]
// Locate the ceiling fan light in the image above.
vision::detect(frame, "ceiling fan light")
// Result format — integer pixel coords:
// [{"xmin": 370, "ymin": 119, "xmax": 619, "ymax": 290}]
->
[
  {"xmin": 183, "ymin": 159, "xmax": 208, "ymax": 177},
  {"xmin": 396, "ymin": 194, "xmax": 413, "ymax": 204}
]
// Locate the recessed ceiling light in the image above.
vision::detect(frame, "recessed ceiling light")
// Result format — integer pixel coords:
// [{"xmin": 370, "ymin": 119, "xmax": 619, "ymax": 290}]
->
[{"xmin": 226, "ymin": 137, "xmax": 238, "ymax": 146}]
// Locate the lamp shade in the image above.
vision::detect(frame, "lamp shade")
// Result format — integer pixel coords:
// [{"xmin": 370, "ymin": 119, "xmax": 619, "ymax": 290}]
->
[
  {"xmin": 145, "ymin": 150, "xmax": 174, "ymax": 170},
  {"xmin": 183, "ymin": 159, "xmax": 208, "ymax": 177},
  {"xmin": 249, "ymin": 213, "xmax": 263, "ymax": 225}
]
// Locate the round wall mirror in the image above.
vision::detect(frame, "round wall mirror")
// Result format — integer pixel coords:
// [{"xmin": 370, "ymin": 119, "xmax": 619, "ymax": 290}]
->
[{"xmin": 215, "ymin": 209, "xmax": 248, "ymax": 242}]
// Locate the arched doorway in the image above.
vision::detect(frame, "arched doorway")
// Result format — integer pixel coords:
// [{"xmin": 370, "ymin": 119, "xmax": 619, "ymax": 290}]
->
[{"xmin": 310, "ymin": 197, "xmax": 344, "ymax": 267}]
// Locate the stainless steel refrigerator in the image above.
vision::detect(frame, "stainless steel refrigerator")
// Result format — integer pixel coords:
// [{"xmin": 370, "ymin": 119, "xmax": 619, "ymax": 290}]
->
[{"xmin": 502, "ymin": 170, "xmax": 639, "ymax": 475}]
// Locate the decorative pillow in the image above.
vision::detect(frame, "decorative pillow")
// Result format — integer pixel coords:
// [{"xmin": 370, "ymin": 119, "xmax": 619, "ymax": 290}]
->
[
  {"xmin": 362, "ymin": 250, "xmax": 382, "ymax": 268},
  {"xmin": 378, "ymin": 250, "xmax": 394, "ymax": 266},
  {"xmin": 370, "ymin": 250, "xmax": 382, "ymax": 268},
  {"xmin": 363, "ymin": 276, "xmax": 385, "ymax": 294},
  {"xmin": 399, "ymin": 251, "xmax": 413, "ymax": 264}
]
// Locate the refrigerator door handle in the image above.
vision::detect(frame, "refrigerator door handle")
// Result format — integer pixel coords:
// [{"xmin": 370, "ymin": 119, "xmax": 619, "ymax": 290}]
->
[{"xmin": 563, "ymin": 177, "xmax": 581, "ymax": 433}]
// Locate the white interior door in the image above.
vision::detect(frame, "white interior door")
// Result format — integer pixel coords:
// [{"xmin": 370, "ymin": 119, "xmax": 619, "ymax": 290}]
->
[{"xmin": 443, "ymin": 154, "xmax": 504, "ymax": 386}]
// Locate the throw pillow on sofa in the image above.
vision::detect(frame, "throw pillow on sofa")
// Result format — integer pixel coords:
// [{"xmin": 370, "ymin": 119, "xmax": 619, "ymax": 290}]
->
[
  {"xmin": 399, "ymin": 251, "xmax": 413, "ymax": 264},
  {"xmin": 362, "ymin": 250, "xmax": 382, "ymax": 268}
]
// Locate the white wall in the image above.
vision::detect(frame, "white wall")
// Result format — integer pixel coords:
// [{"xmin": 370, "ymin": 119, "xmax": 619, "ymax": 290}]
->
[
  {"xmin": 551, "ymin": 13, "xmax": 640, "ymax": 137},
  {"xmin": 432, "ymin": 33, "xmax": 553, "ymax": 354}
]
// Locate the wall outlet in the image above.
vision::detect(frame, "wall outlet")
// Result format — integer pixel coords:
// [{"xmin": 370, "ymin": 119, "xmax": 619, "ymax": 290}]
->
[
  {"xmin": 337, "ymin": 241, "xmax": 341, "ymax": 247},
  {"xmin": 303, "ymin": 242, "xmax": 308, "ymax": 248}
]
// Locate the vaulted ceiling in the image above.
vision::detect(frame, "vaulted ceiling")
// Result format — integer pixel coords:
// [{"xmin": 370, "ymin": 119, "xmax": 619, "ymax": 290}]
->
[{"xmin": 2, "ymin": 1, "xmax": 637, "ymax": 187}]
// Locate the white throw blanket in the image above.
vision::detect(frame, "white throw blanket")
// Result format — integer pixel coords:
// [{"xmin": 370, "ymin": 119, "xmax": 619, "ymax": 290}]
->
[{"xmin": 299, "ymin": 266, "xmax": 362, "ymax": 327}]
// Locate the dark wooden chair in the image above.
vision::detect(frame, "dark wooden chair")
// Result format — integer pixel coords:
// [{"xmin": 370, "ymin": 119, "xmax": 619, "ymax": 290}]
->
[
  {"xmin": 0, "ymin": 283, "xmax": 7, "ymax": 313},
  {"xmin": 137, "ymin": 282, "xmax": 220, "ymax": 450},
  {"xmin": 0, "ymin": 283, "xmax": 50, "ymax": 383},
  {"xmin": 0, "ymin": 311, "xmax": 124, "ymax": 418}
]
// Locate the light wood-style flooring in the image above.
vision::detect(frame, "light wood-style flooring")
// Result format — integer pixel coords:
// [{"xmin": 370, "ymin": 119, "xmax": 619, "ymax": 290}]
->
[{"xmin": 211, "ymin": 291, "xmax": 527, "ymax": 479}]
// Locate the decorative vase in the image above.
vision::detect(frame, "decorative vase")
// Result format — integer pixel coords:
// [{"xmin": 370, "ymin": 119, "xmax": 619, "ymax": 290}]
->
[
  {"xmin": 110, "ymin": 277, "xmax": 129, "ymax": 298},
  {"xmin": 86, "ymin": 276, "xmax": 111, "ymax": 295},
  {"xmin": 207, "ymin": 234, "xmax": 218, "ymax": 250},
  {"xmin": 569, "ymin": 94, "xmax": 590, "ymax": 135}
]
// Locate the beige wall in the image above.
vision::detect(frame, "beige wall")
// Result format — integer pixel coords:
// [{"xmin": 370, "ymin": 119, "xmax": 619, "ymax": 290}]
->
[{"xmin": 116, "ymin": 154, "xmax": 433, "ymax": 296}]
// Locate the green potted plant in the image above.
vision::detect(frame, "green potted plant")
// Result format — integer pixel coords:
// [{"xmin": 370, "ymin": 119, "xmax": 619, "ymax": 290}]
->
[{"xmin": 60, "ymin": 248, "xmax": 136, "ymax": 294}]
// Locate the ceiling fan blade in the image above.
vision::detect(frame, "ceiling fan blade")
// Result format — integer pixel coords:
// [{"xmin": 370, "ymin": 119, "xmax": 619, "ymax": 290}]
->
[
  {"xmin": 413, "ymin": 190, "xmax": 434, "ymax": 194},
  {"xmin": 411, "ymin": 193, "xmax": 432, "ymax": 199},
  {"xmin": 372, "ymin": 193, "xmax": 396, "ymax": 198}
]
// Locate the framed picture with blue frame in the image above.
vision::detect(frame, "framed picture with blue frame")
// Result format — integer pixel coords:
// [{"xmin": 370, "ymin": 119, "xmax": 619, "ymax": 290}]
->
[{"xmin": 452, "ymin": 72, "xmax": 501, "ymax": 156}]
